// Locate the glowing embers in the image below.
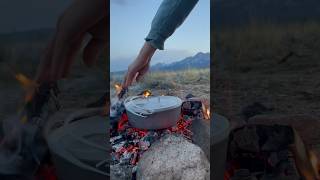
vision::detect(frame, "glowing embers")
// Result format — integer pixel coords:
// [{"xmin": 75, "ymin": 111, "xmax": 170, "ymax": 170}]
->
[{"xmin": 110, "ymin": 113, "xmax": 194, "ymax": 174}]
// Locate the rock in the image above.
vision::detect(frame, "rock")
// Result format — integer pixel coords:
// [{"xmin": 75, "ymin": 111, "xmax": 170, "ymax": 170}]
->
[
  {"xmin": 191, "ymin": 118, "xmax": 210, "ymax": 159},
  {"xmin": 248, "ymin": 114, "xmax": 320, "ymax": 159},
  {"xmin": 110, "ymin": 164, "xmax": 132, "ymax": 180},
  {"xmin": 248, "ymin": 114, "xmax": 320, "ymax": 148},
  {"xmin": 137, "ymin": 134, "xmax": 210, "ymax": 180}
]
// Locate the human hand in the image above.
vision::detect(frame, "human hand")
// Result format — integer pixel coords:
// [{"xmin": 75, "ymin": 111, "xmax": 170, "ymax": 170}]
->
[
  {"xmin": 123, "ymin": 42, "xmax": 156, "ymax": 88},
  {"xmin": 35, "ymin": 0, "xmax": 108, "ymax": 83}
]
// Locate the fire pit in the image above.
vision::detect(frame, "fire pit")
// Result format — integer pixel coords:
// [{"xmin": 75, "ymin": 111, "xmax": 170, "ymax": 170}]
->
[
  {"xmin": 110, "ymin": 111, "xmax": 194, "ymax": 178},
  {"xmin": 110, "ymin": 91, "xmax": 210, "ymax": 179}
]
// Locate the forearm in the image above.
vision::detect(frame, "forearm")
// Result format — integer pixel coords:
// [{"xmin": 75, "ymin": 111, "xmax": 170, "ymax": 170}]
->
[
  {"xmin": 136, "ymin": 42, "xmax": 157, "ymax": 65},
  {"xmin": 145, "ymin": 0, "xmax": 199, "ymax": 50}
]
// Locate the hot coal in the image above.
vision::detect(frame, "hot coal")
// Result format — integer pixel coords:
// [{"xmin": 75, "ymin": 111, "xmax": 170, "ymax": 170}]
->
[
  {"xmin": 110, "ymin": 92, "xmax": 210, "ymax": 179},
  {"xmin": 110, "ymin": 109, "xmax": 202, "ymax": 179}
]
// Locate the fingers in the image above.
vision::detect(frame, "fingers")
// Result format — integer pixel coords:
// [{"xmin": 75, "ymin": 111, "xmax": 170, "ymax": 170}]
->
[
  {"xmin": 50, "ymin": 0, "xmax": 106, "ymax": 81},
  {"xmin": 34, "ymin": 39, "xmax": 55, "ymax": 83},
  {"xmin": 122, "ymin": 73, "xmax": 128, "ymax": 88},
  {"xmin": 83, "ymin": 17, "xmax": 108, "ymax": 67},
  {"xmin": 123, "ymin": 69, "xmax": 134, "ymax": 88},
  {"xmin": 123, "ymin": 63, "xmax": 149, "ymax": 88},
  {"xmin": 123, "ymin": 66, "xmax": 138, "ymax": 88},
  {"xmin": 83, "ymin": 38, "xmax": 105, "ymax": 67},
  {"xmin": 136, "ymin": 63, "xmax": 150, "ymax": 82},
  {"xmin": 88, "ymin": 17, "xmax": 108, "ymax": 41},
  {"xmin": 61, "ymin": 34, "xmax": 86, "ymax": 78}
]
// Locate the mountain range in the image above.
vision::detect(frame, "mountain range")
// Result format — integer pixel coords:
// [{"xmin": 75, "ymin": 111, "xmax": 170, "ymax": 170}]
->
[
  {"xmin": 111, "ymin": 52, "xmax": 210, "ymax": 75},
  {"xmin": 150, "ymin": 52, "xmax": 210, "ymax": 72}
]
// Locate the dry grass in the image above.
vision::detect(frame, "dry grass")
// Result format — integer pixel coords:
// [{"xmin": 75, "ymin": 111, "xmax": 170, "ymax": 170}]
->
[
  {"xmin": 110, "ymin": 68, "xmax": 210, "ymax": 100},
  {"xmin": 215, "ymin": 21, "xmax": 320, "ymax": 72},
  {"xmin": 213, "ymin": 21, "xmax": 320, "ymax": 125}
]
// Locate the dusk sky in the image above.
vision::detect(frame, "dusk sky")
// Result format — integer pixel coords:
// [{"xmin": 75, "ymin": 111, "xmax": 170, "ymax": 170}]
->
[
  {"xmin": 0, "ymin": 0, "xmax": 71, "ymax": 33},
  {"xmin": 111, "ymin": 0, "xmax": 210, "ymax": 71},
  {"xmin": 0, "ymin": 0, "xmax": 210, "ymax": 72}
]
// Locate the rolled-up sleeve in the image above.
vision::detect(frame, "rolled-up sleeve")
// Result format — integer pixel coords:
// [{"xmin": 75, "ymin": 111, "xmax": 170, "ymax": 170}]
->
[{"xmin": 145, "ymin": 0, "xmax": 199, "ymax": 50}]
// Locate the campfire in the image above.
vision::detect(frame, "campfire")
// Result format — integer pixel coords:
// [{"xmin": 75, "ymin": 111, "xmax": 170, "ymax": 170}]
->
[
  {"xmin": 110, "ymin": 85, "xmax": 210, "ymax": 178},
  {"xmin": 15, "ymin": 74, "xmax": 60, "ymax": 179},
  {"xmin": 110, "ymin": 113, "xmax": 193, "ymax": 168}
]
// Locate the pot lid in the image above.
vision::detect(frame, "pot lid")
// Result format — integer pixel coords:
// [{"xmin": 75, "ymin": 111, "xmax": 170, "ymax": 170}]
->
[{"xmin": 124, "ymin": 96, "xmax": 182, "ymax": 115}]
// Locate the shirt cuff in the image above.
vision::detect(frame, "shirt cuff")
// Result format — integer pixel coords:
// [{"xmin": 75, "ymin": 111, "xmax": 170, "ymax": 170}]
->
[{"xmin": 145, "ymin": 30, "xmax": 166, "ymax": 50}]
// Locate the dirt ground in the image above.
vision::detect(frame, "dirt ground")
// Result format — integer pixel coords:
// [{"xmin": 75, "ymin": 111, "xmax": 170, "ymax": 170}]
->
[{"xmin": 213, "ymin": 22, "xmax": 320, "ymax": 157}]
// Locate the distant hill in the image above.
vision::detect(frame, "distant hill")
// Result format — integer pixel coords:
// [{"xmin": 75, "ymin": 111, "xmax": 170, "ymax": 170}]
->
[
  {"xmin": 111, "ymin": 52, "xmax": 210, "ymax": 75},
  {"xmin": 150, "ymin": 52, "xmax": 210, "ymax": 72},
  {"xmin": 213, "ymin": 0, "xmax": 320, "ymax": 27}
]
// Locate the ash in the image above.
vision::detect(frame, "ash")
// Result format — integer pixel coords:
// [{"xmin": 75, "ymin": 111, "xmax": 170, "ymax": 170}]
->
[
  {"xmin": 110, "ymin": 112, "xmax": 195, "ymax": 179},
  {"xmin": 109, "ymin": 93, "xmax": 207, "ymax": 179}
]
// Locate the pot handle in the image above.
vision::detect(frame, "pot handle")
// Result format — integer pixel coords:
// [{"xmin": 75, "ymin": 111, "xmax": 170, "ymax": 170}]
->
[
  {"xmin": 124, "ymin": 96, "xmax": 154, "ymax": 116},
  {"xmin": 128, "ymin": 109, "xmax": 148, "ymax": 118}
]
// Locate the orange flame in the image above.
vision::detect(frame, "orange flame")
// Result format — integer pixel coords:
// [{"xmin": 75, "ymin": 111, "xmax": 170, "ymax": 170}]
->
[
  {"xmin": 309, "ymin": 150, "xmax": 320, "ymax": 177},
  {"xmin": 14, "ymin": 73, "xmax": 37, "ymax": 103},
  {"xmin": 142, "ymin": 90, "xmax": 152, "ymax": 98},
  {"xmin": 114, "ymin": 83, "xmax": 122, "ymax": 95},
  {"xmin": 202, "ymin": 104, "xmax": 210, "ymax": 120},
  {"xmin": 206, "ymin": 108, "xmax": 210, "ymax": 119}
]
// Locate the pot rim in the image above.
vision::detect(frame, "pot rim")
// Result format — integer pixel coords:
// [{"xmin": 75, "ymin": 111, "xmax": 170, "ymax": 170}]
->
[{"xmin": 124, "ymin": 95, "xmax": 182, "ymax": 116}]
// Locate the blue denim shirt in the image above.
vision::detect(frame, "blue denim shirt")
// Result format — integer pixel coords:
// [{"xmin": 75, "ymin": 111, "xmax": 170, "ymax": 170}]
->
[{"xmin": 145, "ymin": 0, "xmax": 199, "ymax": 50}]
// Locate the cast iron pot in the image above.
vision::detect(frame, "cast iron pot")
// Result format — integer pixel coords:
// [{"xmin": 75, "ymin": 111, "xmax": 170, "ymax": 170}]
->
[
  {"xmin": 45, "ymin": 108, "xmax": 109, "ymax": 180},
  {"xmin": 124, "ymin": 96, "xmax": 182, "ymax": 130}
]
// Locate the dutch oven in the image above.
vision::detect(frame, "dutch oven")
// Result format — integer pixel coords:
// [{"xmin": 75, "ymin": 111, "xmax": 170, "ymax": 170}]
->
[
  {"xmin": 45, "ymin": 108, "xmax": 109, "ymax": 180},
  {"xmin": 124, "ymin": 95, "xmax": 182, "ymax": 130}
]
